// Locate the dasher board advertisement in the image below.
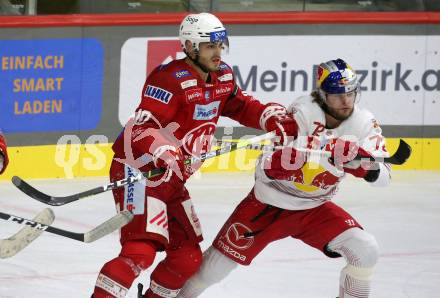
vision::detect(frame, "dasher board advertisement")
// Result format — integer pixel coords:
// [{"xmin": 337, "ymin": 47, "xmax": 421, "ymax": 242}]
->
[
  {"xmin": 0, "ymin": 38, "xmax": 104, "ymax": 133},
  {"xmin": 119, "ymin": 36, "xmax": 440, "ymax": 127}
]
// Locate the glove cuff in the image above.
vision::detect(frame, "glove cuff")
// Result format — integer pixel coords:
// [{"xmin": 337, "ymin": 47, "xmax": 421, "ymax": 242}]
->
[
  {"xmin": 152, "ymin": 145, "xmax": 177, "ymax": 167},
  {"xmin": 259, "ymin": 103, "xmax": 286, "ymax": 131}
]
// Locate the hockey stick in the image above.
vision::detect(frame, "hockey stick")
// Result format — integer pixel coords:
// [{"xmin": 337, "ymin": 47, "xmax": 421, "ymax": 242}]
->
[
  {"xmin": 356, "ymin": 139, "xmax": 412, "ymax": 165},
  {"xmin": 0, "ymin": 209, "xmax": 133, "ymax": 244},
  {"xmin": 12, "ymin": 132, "xmax": 276, "ymax": 207},
  {"xmin": 217, "ymin": 139, "xmax": 412, "ymax": 165},
  {"xmin": 0, "ymin": 208, "xmax": 55, "ymax": 258},
  {"xmin": 295, "ymin": 139, "xmax": 412, "ymax": 165}
]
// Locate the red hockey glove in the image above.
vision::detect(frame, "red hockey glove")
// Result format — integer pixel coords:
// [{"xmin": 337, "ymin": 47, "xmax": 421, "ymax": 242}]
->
[
  {"xmin": 0, "ymin": 134, "xmax": 9, "ymax": 174},
  {"xmin": 0, "ymin": 153, "xmax": 6, "ymax": 174},
  {"xmin": 264, "ymin": 147, "xmax": 306, "ymax": 180},
  {"xmin": 261, "ymin": 103, "xmax": 298, "ymax": 146},
  {"xmin": 152, "ymin": 146, "xmax": 186, "ymax": 182},
  {"xmin": 328, "ymin": 139, "xmax": 374, "ymax": 178},
  {"xmin": 265, "ymin": 114, "xmax": 298, "ymax": 146}
]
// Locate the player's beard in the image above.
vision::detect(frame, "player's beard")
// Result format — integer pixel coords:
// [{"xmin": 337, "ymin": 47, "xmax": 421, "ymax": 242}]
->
[
  {"xmin": 198, "ymin": 55, "xmax": 220, "ymax": 72},
  {"xmin": 326, "ymin": 105, "xmax": 354, "ymax": 121}
]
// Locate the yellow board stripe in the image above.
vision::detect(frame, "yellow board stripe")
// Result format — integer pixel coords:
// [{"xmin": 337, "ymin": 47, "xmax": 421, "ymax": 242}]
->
[{"xmin": 0, "ymin": 138, "xmax": 438, "ymax": 180}]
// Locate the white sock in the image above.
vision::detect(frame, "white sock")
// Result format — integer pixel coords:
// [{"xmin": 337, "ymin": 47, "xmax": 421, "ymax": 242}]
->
[
  {"xmin": 178, "ymin": 246, "xmax": 237, "ymax": 298},
  {"xmin": 339, "ymin": 266, "xmax": 371, "ymax": 298}
]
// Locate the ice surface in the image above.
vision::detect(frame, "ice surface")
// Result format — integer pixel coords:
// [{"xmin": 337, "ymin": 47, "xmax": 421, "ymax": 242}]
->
[{"xmin": 0, "ymin": 171, "xmax": 439, "ymax": 297}]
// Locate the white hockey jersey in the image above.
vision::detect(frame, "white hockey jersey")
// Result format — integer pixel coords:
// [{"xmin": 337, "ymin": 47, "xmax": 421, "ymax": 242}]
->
[{"xmin": 254, "ymin": 95, "xmax": 390, "ymax": 210}]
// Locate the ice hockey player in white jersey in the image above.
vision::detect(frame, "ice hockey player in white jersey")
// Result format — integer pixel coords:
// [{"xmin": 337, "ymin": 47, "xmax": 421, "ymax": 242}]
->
[{"xmin": 178, "ymin": 58, "xmax": 391, "ymax": 298}]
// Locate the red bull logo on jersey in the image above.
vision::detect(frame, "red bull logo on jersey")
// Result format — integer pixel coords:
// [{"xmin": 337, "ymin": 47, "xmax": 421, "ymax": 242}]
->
[{"xmin": 292, "ymin": 162, "xmax": 339, "ymax": 193}]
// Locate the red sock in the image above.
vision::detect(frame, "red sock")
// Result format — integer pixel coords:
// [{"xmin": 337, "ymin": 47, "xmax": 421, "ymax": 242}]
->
[
  {"xmin": 145, "ymin": 244, "xmax": 202, "ymax": 298},
  {"xmin": 94, "ymin": 241, "xmax": 157, "ymax": 297}
]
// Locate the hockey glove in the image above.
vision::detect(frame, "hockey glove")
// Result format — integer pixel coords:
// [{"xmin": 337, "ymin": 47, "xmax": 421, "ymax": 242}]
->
[
  {"xmin": 261, "ymin": 103, "xmax": 298, "ymax": 146},
  {"xmin": 0, "ymin": 134, "xmax": 8, "ymax": 175},
  {"xmin": 152, "ymin": 146, "xmax": 186, "ymax": 182},
  {"xmin": 0, "ymin": 153, "xmax": 4, "ymax": 174},
  {"xmin": 328, "ymin": 139, "xmax": 375, "ymax": 178}
]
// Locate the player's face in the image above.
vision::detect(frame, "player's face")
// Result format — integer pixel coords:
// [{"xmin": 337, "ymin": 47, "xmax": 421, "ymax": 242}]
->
[
  {"xmin": 197, "ymin": 42, "xmax": 224, "ymax": 71},
  {"xmin": 325, "ymin": 91, "xmax": 356, "ymax": 121}
]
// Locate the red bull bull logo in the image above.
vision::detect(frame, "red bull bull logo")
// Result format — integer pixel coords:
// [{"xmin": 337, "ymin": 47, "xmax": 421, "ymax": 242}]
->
[{"xmin": 292, "ymin": 162, "xmax": 339, "ymax": 192}]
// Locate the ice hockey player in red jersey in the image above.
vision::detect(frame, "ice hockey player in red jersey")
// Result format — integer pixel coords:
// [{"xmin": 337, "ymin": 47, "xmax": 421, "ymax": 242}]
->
[
  {"xmin": 0, "ymin": 132, "xmax": 9, "ymax": 175},
  {"xmin": 92, "ymin": 12, "xmax": 297, "ymax": 298},
  {"xmin": 178, "ymin": 59, "xmax": 391, "ymax": 298}
]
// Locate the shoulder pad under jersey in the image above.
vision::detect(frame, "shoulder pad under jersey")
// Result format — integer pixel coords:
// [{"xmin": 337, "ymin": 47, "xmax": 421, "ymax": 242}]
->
[
  {"xmin": 216, "ymin": 62, "xmax": 234, "ymax": 83},
  {"xmin": 349, "ymin": 107, "xmax": 381, "ymax": 136}
]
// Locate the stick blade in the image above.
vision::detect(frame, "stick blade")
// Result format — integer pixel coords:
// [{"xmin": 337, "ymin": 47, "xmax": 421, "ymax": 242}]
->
[
  {"xmin": 388, "ymin": 139, "xmax": 412, "ymax": 165},
  {"xmin": 0, "ymin": 208, "xmax": 55, "ymax": 259},
  {"xmin": 11, "ymin": 176, "xmax": 60, "ymax": 205},
  {"xmin": 83, "ymin": 210, "xmax": 134, "ymax": 243},
  {"xmin": 12, "ymin": 176, "xmax": 107, "ymax": 206}
]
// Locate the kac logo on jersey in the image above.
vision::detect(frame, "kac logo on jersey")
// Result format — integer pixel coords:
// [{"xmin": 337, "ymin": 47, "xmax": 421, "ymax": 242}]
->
[
  {"xmin": 144, "ymin": 85, "xmax": 173, "ymax": 104},
  {"xmin": 194, "ymin": 101, "xmax": 220, "ymax": 120},
  {"xmin": 175, "ymin": 70, "xmax": 190, "ymax": 79}
]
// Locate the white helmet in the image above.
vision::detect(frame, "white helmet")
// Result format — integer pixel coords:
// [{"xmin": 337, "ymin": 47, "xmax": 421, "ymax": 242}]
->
[{"xmin": 179, "ymin": 13, "xmax": 229, "ymax": 53}]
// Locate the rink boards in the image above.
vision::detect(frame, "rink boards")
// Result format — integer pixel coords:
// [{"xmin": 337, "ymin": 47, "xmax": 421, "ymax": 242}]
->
[
  {"xmin": 1, "ymin": 12, "xmax": 440, "ymax": 179},
  {"xmin": 0, "ymin": 137, "xmax": 438, "ymax": 180}
]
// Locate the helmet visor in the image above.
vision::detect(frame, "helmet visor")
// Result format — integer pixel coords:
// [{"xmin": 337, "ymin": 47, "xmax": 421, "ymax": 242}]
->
[{"xmin": 209, "ymin": 30, "xmax": 229, "ymax": 53}]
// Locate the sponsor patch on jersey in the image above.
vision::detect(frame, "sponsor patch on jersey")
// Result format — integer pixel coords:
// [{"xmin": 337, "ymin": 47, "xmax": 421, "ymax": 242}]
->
[
  {"xmin": 219, "ymin": 63, "xmax": 229, "ymax": 70},
  {"xmin": 372, "ymin": 119, "xmax": 382, "ymax": 133},
  {"xmin": 174, "ymin": 69, "xmax": 190, "ymax": 79},
  {"xmin": 193, "ymin": 101, "xmax": 220, "ymax": 120},
  {"xmin": 225, "ymin": 222, "xmax": 254, "ymax": 250},
  {"xmin": 205, "ymin": 90, "xmax": 211, "ymax": 101},
  {"xmin": 218, "ymin": 73, "xmax": 233, "ymax": 82},
  {"xmin": 144, "ymin": 85, "xmax": 173, "ymax": 104},
  {"xmin": 181, "ymin": 199, "xmax": 202, "ymax": 237},
  {"xmin": 372, "ymin": 119, "xmax": 380, "ymax": 128},
  {"xmin": 214, "ymin": 83, "xmax": 233, "ymax": 97},
  {"xmin": 157, "ymin": 63, "xmax": 170, "ymax": 71},
  {"xmin": 185, "ymin": 88, "xmax": 203, "ymax": 103},
  {"xmin": 124, "ymin": 166, "xmax": 145, "ymax": 215},
  {"xmin": 210, "ymin": 30, "xmax": 228, "ymax": 43},
  {"xmin": 181, "ymin": 79, "xmax": 197, "ymax": 89}
]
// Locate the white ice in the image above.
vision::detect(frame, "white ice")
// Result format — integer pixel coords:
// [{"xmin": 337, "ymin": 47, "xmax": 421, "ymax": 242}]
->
[{"xmin": 0, "ymin": 171, "xmax": 439, "ymax": 298}]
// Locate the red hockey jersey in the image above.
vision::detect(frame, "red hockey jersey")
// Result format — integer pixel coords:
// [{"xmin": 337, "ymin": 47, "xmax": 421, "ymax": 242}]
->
[{"xmin": 112, "ymin": 59, "xmax": 270, "ymax": 177}]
